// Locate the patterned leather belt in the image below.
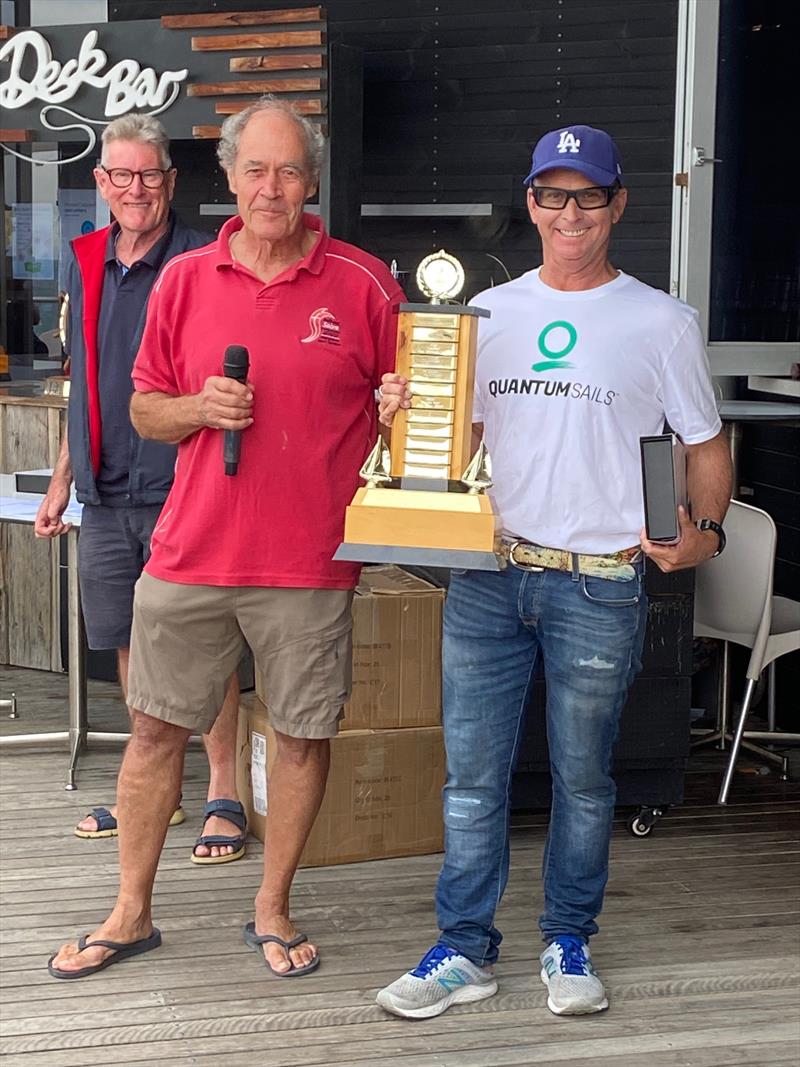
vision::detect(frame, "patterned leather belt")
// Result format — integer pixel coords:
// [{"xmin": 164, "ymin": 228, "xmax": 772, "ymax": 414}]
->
[{"xmin": 499, "ymin": 539, "xmax": 642, "ymax": 581}]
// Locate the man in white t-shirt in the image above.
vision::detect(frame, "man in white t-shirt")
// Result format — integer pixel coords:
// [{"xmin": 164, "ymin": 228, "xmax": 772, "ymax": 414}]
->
[{"xmin": 375, "ymin": 125, "xmax": 732, "ymax": 1020}]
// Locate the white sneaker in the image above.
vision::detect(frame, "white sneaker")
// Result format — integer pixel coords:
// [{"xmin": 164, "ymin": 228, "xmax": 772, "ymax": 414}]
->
[
  {"xmin": 376, "ymin": 943, "xmax": 498, "ymax": 1019},
  {"xmin": 540, "ymin": 936, "xmax": 608, "ymax": 1015}
]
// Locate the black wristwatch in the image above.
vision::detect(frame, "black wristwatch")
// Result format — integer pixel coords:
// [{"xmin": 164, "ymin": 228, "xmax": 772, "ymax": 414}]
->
[{"xmin": 696, "ymin": 518, "xmax": 726, "ymax": 557}]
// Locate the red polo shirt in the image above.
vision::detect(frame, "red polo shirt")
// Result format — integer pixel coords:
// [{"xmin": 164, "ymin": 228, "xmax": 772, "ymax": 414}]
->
[{"xmin": 132, "ymin": 214, "xmax": 402, "ymax": 588}]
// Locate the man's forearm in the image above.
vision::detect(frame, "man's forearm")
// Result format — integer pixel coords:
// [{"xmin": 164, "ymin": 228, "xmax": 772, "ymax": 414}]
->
[
  {"xmin": 52, "ymin": 431, "xmax": 73, "ymax": 484},
  {"xmin": 686, "ymin": 431, "xmax": 733, "ymax": 523},
  {"xmin": 130, "ymin": 391, "xmax": 202, "ymax": 444}
]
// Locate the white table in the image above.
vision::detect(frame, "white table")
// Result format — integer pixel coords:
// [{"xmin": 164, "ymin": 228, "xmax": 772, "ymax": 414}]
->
[{"xmin": 0, "ymin": 494, "xmax": 131, "ymax": 789}]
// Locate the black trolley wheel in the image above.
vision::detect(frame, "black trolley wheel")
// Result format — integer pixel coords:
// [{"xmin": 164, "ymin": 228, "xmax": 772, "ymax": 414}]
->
[{"xmin": 627, "ymin": 806, "xmax": 667, "ymax": 838}]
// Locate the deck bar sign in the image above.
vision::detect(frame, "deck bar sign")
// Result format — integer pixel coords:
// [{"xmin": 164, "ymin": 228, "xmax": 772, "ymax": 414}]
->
[{"xmin": 0, "ymin": 29, "xmax": 188, "ymax": 165}]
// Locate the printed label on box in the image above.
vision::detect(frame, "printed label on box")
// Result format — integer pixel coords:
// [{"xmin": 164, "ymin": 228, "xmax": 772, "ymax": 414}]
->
[{"xmin": 251, "ymin": 731, "xmax": 268, "ymax": 816}]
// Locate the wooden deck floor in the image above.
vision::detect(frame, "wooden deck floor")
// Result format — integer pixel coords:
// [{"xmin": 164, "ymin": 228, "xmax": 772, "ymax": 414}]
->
[{"xmin": 1, "ymin": 664, "xmax": 799, "ymax": 1067}]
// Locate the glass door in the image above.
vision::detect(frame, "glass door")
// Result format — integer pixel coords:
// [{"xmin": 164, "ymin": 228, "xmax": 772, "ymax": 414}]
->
[{"xmin": 671, "ymin": 0, "xmax": 799, "ymax": 376}]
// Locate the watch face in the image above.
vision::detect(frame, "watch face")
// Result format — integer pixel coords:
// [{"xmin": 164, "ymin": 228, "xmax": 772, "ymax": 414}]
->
[{"xmin": 416, "ymin": 249, "xmax": 465, "ymax": 301}]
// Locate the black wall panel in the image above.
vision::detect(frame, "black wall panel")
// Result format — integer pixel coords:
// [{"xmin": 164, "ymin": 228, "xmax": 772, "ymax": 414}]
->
[{"xmin": 110, "ymin": 0, "xmax": 679, "ymax": 296}]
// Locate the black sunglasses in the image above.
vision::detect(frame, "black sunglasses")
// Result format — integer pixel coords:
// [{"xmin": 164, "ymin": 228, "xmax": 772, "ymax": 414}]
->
[{"xmin": 530, "ymin": 185, "xmax": 619, "ymax": 210}]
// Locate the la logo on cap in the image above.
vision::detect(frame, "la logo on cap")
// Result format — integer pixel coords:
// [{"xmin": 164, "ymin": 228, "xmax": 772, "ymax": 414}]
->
[{"xmin": 557, "ymin": 130, "xmax": 581, "ymax": 154}]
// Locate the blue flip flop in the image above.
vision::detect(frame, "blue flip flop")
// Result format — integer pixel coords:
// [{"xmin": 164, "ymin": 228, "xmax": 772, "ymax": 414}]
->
[
  {"xmin": 191, "ymin": 799, "xmax": 247, "ymax": 865},
  {"xmin": 47, "ymin": 929, "xmax": 162, "ymax": 979},
  {"xmin": 243, "ymin": 921, "xmax": 320, "ymax": 977}
]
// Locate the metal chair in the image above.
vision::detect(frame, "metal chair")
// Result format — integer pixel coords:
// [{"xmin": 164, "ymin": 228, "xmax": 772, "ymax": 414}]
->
[{"xmin": 693, "ymin": 499, "xmax": 800, "ymax": 804}]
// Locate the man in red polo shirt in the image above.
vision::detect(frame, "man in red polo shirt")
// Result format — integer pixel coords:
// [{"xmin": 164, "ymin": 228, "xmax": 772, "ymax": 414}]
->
[{"xmin": 48, "ymin": 96, "xmax": 403, "ymax": 981}]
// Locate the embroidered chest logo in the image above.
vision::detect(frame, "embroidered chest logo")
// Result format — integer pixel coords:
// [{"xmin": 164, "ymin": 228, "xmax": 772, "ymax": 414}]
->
[
  {"xmin": 556, "ymin": 130, "xmax": 581, "ymax": 154},
  {"xmin": 301, "ymin": 307, "xmax": 341, "ymax": 346},
  {"xmin": 532, "ymin": 320, "xmax": 578, "ymax": 371}
]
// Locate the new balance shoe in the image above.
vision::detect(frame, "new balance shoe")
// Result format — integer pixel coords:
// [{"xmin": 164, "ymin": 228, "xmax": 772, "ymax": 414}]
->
[
  {"xmin": 540, "ymin": 935, "xmax": 608, "ymax": 1015},
  {"xmin": 376, "ymin": 942, "xmax": 498, "ymax": 1019}
]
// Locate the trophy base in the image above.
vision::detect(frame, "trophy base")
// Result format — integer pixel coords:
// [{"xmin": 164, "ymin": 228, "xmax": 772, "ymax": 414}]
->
[
  {"xmin": 334, "ymin": 487, "xmax": 503, "ymax": 571},
  {"xmin": 334, "ymin": 543, "xmax": 503, "ymax": 571}
]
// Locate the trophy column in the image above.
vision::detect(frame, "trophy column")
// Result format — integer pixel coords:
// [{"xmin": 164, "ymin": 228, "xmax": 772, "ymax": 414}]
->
[
  {"xmin": 335, "ymin": 250, "xmax": 502, "ymax": 571},
  {"xmin": 391, "ymin": 307, "xmax": 479, "ymax": 487}
]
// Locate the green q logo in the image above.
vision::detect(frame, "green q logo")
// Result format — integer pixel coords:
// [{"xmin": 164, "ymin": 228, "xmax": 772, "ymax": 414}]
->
[{"xmin": 532, "ymin": 320, "xmax": 577, "ymax": 372}]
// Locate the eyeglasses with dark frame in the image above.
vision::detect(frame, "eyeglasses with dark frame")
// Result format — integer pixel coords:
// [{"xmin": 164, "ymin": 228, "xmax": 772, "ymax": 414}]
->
[
  {"xmin": 99, "ymin": 166, "xmax": 174, "ymax": 189},
  {"xmin": 529, "ymin": 185, "xmax": 619, "ymax": 210}
]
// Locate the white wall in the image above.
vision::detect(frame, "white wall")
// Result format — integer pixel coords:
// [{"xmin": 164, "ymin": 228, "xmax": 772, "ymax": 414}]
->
[{"xmin": 30, "ymin": 0, "xmax": 107, "ymax": 26}]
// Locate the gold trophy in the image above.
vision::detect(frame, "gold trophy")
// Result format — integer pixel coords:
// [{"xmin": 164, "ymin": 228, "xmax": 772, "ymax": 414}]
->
[
  {"xmin": 335, "ymin": 250, "xmax": 502, "ymax": 570},
  {"xmin": 43, "ymin": 292, "xmax": 71, "ymax": 397}
]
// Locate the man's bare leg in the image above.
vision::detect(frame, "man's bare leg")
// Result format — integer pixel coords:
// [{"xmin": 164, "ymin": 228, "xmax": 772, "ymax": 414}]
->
[
  {"xmin": 76, "ymin": 656, "xmax": 239, "ymax": 843},
  {"xmin": 254, "ymin": 732, "xmax": 330, "ymax": 973},
  {"xmin": 52, "ymin": 711, "xmax": 190, "ymax": 972},
  {"xmin": 193, "ymin": 674, "xmax": 242, "ymax": 859}
]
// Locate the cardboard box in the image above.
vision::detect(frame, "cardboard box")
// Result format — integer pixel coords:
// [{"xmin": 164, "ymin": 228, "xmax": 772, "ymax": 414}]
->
[
  {"xmin": 254, "ymin": 565, "xmax": 444, "ymax": 730},
  {"xmin": 236, "ymin": 697, "xmax": 445, "ymax": 867}
]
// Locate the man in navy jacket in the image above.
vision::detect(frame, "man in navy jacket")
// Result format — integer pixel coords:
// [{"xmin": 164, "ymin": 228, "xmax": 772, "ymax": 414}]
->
[{"xmin": 35, "ymin": 114, "xmax": 244, "ymax": 864}]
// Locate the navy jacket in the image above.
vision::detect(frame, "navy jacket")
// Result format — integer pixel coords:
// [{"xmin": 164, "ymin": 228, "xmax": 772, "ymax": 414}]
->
[{"xmin": 65, "ymin": 214, "xmax": 212, "ymax": 506}]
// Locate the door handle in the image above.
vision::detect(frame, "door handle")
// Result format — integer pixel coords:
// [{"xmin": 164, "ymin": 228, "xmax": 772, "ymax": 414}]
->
[{"xmin": 692, "ymin": 146, "xmax": 723, "ymax": 167}]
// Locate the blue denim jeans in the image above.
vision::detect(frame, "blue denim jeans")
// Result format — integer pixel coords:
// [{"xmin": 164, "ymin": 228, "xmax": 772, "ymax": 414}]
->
[{"xmin": 435, "ymin": 561, "xmax": 647, "ymax": 966}]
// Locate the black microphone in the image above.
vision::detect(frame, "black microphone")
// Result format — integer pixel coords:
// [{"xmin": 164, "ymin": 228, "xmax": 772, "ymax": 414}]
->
[{"xmin": 222, "ymin": 344, "xmax": 250, "ymax": 476}]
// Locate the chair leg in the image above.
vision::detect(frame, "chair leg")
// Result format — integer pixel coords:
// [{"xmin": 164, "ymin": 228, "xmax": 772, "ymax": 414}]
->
[
  {"xmin": 767, "ymin": 662, "xmax": 777, "ymax": 732},
  {"xmin": 718, "ymin": 677, "xmax": 759, "ymax": 805}
]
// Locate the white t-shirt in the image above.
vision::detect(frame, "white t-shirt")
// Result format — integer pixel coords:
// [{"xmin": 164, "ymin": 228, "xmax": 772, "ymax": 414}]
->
[{"xmin": 471, "ymin": 268, "xmax": 721, "ymax": 554}]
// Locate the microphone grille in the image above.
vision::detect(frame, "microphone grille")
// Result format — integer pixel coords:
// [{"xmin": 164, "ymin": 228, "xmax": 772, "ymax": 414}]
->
[{"xmin": 223, "ymin": 345, "xmax": 249, "ymax": 373}]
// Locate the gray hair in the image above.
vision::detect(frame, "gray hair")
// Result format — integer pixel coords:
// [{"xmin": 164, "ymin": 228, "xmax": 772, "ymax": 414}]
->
[
  {"xmin": 100, "ymin": 114, "xmax": 172, "ymax": 168},
  {"xmin": 216, "ymin": 95, "xmax": 324, "ymax": 180}
]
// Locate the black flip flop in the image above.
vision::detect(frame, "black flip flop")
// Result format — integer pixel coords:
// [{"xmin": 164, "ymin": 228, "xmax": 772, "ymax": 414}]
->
[
  {"xmin": 242, "ymin": 920, "xmax": 320, "ymax": 977},
  {"xmin": 47, "ymin": 929, "xmax": 162, "ymax": 980}
]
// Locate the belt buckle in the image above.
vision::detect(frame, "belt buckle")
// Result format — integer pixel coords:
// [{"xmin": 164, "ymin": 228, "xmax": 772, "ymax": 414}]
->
[{"xmin": 507, "ymin": 539, "xmax": 544, "ymax": 572}]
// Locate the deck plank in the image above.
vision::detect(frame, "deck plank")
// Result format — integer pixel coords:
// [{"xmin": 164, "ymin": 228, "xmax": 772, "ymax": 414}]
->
[{"xmin": 2, "ymin": 665, "xmax": 799, "ymax": 1067}]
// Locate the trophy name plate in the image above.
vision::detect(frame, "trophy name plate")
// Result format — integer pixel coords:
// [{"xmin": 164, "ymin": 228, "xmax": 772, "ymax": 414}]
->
[{"xmin": 335, "ymin": 251, "xmax": 502, "ymax": 570}]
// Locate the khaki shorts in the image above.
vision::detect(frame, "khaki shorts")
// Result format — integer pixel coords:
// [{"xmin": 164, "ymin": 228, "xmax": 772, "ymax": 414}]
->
[{"xmin": 128, "ymin": 573, "xmax": 353, "ymax": 738}]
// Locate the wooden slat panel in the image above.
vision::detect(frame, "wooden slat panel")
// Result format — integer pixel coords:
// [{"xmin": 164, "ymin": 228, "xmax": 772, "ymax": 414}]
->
[
  {"xmin": 0, "ymin": 130, "xmax": 33, "ymax": 142},
  {"xmin": 214, "ymin": 100, "xmax": 324, "ymax": 115},
  {"xmin": 0, "ymin": 526, "xmax": 56, "ymax": 671},
  {"xmin": 193, "ymin": 114, "xmax": 324, "ymax": 139},
  {"xmin": 230, "ymin": 54, "xmax": 323, "ymax": 73},
  {"xmin": 162, "ymin": 8, "xmax": 322, "ymax": 30},
  {"xmin": 191, "ymin": 30, "xmax": 323, "ymax": 51},
  {"xmin": 188, "ymin": 77, "xmax": 322, "ymax": 97}
]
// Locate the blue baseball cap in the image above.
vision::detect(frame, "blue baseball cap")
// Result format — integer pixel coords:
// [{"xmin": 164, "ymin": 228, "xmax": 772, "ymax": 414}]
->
[{"xmin": 524, "ymin": 125, "xmax": 624, "ymax": 187}]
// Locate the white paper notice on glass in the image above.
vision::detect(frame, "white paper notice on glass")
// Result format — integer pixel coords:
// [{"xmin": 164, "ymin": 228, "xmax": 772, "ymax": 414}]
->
[
  {"xmin": 12, "ymin": 203, "xmax": 55, "ymax": 280},
  {"xmin": 59, "ymin": 189, "xmax": 97, "ymax": 287},
  {"xmin": 251, "ymin": 731, "xmax": 268, "ymax": 816}
]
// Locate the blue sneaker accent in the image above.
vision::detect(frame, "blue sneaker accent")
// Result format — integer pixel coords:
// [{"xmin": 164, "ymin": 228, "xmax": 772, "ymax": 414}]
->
[
  {"xmin": 550, "ymin": 935, "xmax": 594, "ymax": 976},
  {"xmin": 410, "ymin": 942, "xmax": 460, "ymax": 978}
]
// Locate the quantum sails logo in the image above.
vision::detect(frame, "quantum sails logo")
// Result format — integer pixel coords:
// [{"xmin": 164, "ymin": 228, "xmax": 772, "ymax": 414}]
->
[{"xmin": 487, "ymin": 320, "xmax": 618, "ymax": 406}]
